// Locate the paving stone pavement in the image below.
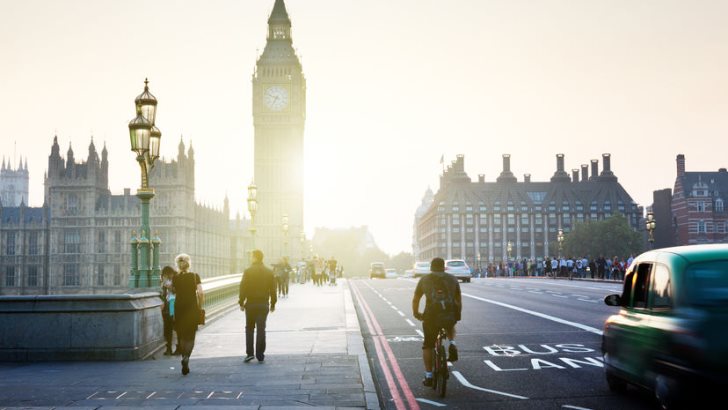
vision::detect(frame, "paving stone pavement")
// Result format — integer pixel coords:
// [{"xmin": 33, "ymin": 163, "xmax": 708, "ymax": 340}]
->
[{"xmin": 0, "ymin": 279, "xmax": 379, "ymax": 409}]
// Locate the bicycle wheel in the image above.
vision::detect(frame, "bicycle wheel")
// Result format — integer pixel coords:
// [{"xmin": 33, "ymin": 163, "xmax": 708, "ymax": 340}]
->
[{"xmin": 436, "ymin": 344, "xmax": 447, "ymax": 397}]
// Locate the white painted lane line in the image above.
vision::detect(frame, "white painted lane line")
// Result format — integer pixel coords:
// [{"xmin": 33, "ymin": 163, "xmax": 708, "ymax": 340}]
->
[
  {"xmin": 416, "ymin": 329, "xmax": 425, "ymax": 337},
  {"xmin": 86, "ymin": 392, "xmax": 98, "ymax": 400},
  {"xmin": 452, "ymin": 371, "xmax": 528, "ymax": 399},
  {"xmin": 115, "ymin": 392, "xmax": 127, "ymax": 400},
  {"xmin": 562, "ymin": 405, "xmax": 593, "ymax": 410},
  {"xmin": 528, "ymin": 290, "xmax": 544, "ymax": 294},
  {"xmin": 398, "ymin": 311, "xmax": 405, "ymax": 317},
  {"xmin": 551, "ymin": 294, "xmax": 568, "ymax": 298},
  {"xmin": 462, "ymin": 293, "xmax": 603, "ymax": 335},
  {"xmin": 146, "ymin": 392, "xmax": 157, "ymax": 399},
  {"xmin": 391, "ymin": 305, "xmax": 399, "ymax": 311},
  {"xmin": 236, "ymin": 392, "xmax": 244, "ymax": 399},
  {"xmin": 578, "ymin": 299, "xmax": 598, "ymax": 304},
  {"xmin": 416, "ymin": 398, "xmax": 447, "ymax": 407},
  {"xmin": 406, "ymin": 319, "xmax": 416, "ymax": 327}
]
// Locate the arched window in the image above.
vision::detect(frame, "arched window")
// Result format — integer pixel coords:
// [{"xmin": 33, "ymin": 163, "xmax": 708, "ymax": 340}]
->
[{"xmin": 716, "ymin": 199, "xmax": 724, "ymax": 213}]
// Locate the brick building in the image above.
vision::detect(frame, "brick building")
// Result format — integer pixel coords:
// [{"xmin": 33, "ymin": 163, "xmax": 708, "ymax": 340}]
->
[{"xmin": 671, "ymin": 154, "xmax": 728, "ymax": 245}]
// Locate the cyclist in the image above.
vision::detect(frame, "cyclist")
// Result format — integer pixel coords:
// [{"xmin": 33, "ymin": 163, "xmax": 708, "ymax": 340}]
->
[{"xmin": 412, "ymin": 257, "xmax": 462, "ymax": 387}]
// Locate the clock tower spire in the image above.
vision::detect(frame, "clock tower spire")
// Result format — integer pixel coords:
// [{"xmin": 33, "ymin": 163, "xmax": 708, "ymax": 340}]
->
[{"xmin": 252, "ymin": 0, "xmax": 306, "ymax": 261}]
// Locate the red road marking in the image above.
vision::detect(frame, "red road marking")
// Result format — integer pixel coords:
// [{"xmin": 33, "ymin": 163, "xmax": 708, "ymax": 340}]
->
[{"xmin": 351, "ymin": 282, "xmax": 420, "ymax": 410}]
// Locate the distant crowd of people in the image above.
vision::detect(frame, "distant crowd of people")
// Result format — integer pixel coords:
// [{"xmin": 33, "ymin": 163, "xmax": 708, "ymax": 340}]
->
[{"xmin": 473, "ymin": 254, "xmax": 635, "ymax": 280}]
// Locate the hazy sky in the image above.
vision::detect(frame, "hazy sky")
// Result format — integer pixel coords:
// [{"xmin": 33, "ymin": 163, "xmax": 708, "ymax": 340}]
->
[{"xmin": 2, "ymin": 0, "xmax": 728, "ymax": 255}]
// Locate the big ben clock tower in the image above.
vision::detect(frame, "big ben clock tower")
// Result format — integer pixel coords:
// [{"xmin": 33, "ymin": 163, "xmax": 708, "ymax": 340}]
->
[{"xmin": 252, "ymin": 0, "xmax": 306, "ymax": 260}]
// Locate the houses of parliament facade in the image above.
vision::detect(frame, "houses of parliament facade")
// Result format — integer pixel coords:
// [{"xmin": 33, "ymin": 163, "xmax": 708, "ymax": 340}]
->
[
  {"xmin": 0, "ymin": 137, "xmax": 248, "ymax": 295},
  {"xmin": 0, "ymin": 0, "xmax": 306, "ymax": 295}
]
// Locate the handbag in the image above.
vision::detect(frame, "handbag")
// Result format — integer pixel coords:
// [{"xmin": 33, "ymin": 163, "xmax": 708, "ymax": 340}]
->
[{"xmin": 198, "ymin": 308, "xmax": 206, "ymax": 325}]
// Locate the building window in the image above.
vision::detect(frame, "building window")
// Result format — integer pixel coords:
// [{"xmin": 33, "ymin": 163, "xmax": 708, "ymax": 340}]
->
[
  {"xmin": 5, "ymin": 266, "xmax": 15, "ymax": 287},
  {"xmin": 716, "ymin": 199, "xmax": 724, "ymax": 213},
  {"xmin": 521, "ymin": 214, "xmax": 529, "ymax": 225},
  {"xmin": 98, "ymin": 231, "xmax": 106, "ymax": 253},
  {"xmin": 697, "ymin": 220, "xmax": 706, "ymax": 234},
  {"xmin": 696, "ymin": 202, "xmax": 705, "ymax": 212},
  {"xmin": 465, "ymin": 215, "xmax": 474, "ymax": 225},
  {"xmin": 63, "ymin": 264, "xmax": 80, "ymax": 286},
  {"xmin": 64, "ymin": 230, "xmax": 81, "ymax": 253},
  {"xmin": 29, "ymin": 231, "xmax": 39, "ymax": 255},
  {"xmin": 97, "ymin": 265, "xmax": 104, "ymax": 286},
  {"xmin": 27, "ymin": 265, "xmax": 38, "ymax": 287},
  {"xmin": 452, "ymin": 215, "xmax": 460, "ymax": 225},
  {"xmin": 6, "ymin": 231, "xmax": 15, "ymax": 255},
  {"xmin": 66, "ymin": 194, "xmax": 78, "ymax": 213},
  {"xmin": 493, "ymin": 214, "xmax": 501, "ymax": 225},
  {"xmin": 507, "ymin": 214, "xmax": 515, "ymax": 225}
]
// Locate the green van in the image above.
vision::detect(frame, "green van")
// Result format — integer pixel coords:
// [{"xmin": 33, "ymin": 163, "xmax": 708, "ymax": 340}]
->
[{"xmin": 602, "ymin": 244, "xmax": 728, "ymax": 408}]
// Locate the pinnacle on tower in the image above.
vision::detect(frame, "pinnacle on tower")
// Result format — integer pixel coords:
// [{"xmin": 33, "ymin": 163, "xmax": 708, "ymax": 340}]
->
[{"xmin": 269, "ymin": 0, "xmax": 291, "ymax": 24}]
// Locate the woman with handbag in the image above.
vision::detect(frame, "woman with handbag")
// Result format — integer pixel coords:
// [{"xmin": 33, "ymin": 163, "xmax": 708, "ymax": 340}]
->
[{"xmin": 172, "ymin": 253, "xmax": 205, "ymax": 375}]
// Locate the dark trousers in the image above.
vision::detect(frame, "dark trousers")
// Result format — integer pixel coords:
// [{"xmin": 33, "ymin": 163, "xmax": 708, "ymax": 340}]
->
[
  {"xmin": 245, "ymin": 304, "xmax": 270, "ymax": 360},
  {"xmin": 162, "ymin": 310, "xmax": 175, "ymax": 349}
]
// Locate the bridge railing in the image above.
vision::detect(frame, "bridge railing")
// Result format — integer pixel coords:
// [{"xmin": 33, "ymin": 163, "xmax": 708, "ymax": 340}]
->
[{"xmin": 199, "ymin": 273, "xmax": 242, "ymax": 319}]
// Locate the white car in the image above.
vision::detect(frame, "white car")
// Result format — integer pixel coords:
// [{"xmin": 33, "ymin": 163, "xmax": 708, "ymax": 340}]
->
[
  {"xmin": 413, "ymin": 261, "xmax": 431, "ymax": 278},
  {"xmin": 445, "ymin": 259, "xmax": 472, "ymax": 282},
  {"xmin": 384, "ymin": 268, "xmax": 398, "ymax": 279}
]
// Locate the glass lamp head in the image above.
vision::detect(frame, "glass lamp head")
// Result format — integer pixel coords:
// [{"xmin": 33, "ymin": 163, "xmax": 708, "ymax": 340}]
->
[
  {"xmin": 128, "ymin": 113, "xmax": 152, "ymax": 155},
  {"xmin": 135, "ymin": 78, "xmax": 158, "ymax": 125}
]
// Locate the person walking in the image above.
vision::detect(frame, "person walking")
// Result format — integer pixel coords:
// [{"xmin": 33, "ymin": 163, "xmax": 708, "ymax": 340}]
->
[
  {"xmin": 239, "ymin": 249, "xmax": 277, "ymax": 363},
  {"xmin": 172, "ymin": 253, "xmax": 204, "ymax": 375},
  {"xmin": 161, "ymin": 265, "xmax": 179, "ymax": 356}
]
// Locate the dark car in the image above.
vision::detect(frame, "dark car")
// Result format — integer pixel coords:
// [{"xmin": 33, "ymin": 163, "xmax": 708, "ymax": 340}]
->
[
  {"xmin": 369, "ymin": 262, "xmax": 385, "ymax": 279},
  {"xmin": 602, "ymin": 244, "xmax": 728, "ymax": 408}
]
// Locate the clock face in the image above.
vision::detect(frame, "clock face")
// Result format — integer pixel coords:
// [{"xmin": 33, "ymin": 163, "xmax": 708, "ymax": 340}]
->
[{"xmin": 263, "ymin": 86, "xmax": 289, "ymax": 111}]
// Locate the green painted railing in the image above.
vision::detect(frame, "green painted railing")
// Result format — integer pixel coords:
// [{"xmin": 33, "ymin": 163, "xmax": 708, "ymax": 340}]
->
[{"xmin": 200, "ymin": 273, "xmax": 242, "ymax": 318}]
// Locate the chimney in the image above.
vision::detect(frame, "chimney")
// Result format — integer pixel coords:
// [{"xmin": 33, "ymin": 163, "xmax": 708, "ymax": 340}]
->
[
  {"xmin": 502, "ymin": 154, "xmax": 511, "ymax": 173},
  {"xmin": 524, "ymin": 173, "xmax": 531, "ymax": 183},
  {"xmin": 557, "ymin": 154, "xmax": 565, "ymax": 173},
  {"xmin": 572, "ymin": 169, "xmax": 579, "ymax": 183},
  {"xmin": 581, "ymin": 164, "xmax": 588, "ymax": 182},
  {"xmin": 497, "ymin": 154, "xmax": 517, "ymax": 183},
  {"xmin": 478, "ymin": 174, "xmax": 485, "ymax": 183},
  {"xmin": 590, "ymin": 159, "xmax": 599, "ymax": 180},
  {"xmin": 602, "ymin": 153, "xmax": 611, "ymax": 173},
  {"xmin": 676, "ymin": 154, "xmax": 685, "ymax": 177},
  {"xmin": 550, "ymin": 153, "xmax": 570, "ymax": 182}
]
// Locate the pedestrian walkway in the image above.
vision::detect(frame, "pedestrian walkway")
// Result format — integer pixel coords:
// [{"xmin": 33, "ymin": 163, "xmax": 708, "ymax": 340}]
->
[{"xmin": 0, "ymin": 279, "xmax": 378, "ymax": 409}]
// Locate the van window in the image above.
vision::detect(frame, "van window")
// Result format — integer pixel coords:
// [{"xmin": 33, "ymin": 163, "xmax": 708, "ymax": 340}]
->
[
  {"xmin": 650, "ymin": 264, "xmax": 672, "ymax": 309},
  {"xmin": 633, "ymin": 263, "xmax": 653, "ymax": 308}
]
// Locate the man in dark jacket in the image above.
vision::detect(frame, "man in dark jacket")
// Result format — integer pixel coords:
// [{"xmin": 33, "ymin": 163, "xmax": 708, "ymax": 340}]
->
[
  {"xmin": 239, "ymin": 249, "xmax": 277, "ymax": 363},
  {"xmin": 412, "ymin": 257, "xmax": 462, "ymax": 387}
]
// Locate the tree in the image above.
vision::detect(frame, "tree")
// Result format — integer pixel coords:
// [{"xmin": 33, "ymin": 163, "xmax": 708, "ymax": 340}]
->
[
  {"xmin": 389, "ymin": 252, "xmax": 414, "ymax": 273},
  {"xmin": 563, "ymin": 215, "xmax": 643, "ymax": 258}
]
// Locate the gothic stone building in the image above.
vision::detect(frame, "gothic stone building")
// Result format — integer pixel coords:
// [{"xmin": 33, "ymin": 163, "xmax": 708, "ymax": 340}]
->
[
  {"xmin": 671, "ymin": 154, "xmax": 728, "ymax": 245},
  {"xmin": 253, "ymin": 0, "xmax": 306, "ymax": 262},
  {"xmin": 0, "ymin": 137, "xmax": 248, "ymax": 295},
  {"xmin": 415, "ymin": 154, "xmax": 641, "ymax": 266},
  {"xmin": 1, "ymin": 157, "xmax": 29, "ymax": 207}
]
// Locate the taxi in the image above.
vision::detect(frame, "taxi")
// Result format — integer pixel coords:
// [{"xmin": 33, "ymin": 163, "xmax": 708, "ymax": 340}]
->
[{"xmin": 602, "ymin": 244, "xmax": 728, "ymax": 408}]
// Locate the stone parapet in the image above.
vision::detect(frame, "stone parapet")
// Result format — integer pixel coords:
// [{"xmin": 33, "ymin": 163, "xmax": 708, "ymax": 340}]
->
[{"xmin": 0, "ymin": 292, "xmax": 163, "ymax": 361}]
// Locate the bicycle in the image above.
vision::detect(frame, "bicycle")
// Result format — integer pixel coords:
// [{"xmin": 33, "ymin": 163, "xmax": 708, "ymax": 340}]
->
[{"xmin": 432, "ymin": 326, "xmax": 449, "ymax": 398}]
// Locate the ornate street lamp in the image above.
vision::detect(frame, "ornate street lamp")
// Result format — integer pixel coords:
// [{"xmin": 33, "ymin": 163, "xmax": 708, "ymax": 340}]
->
[
  {"xmin": 646, "ymin": 212, "xmax": 656, "ymax": 248},
  {"xmin": 557, "ymin": 228, "xmax": 565, "ymax": 259},
  {"xmin": 247, "ymin": 182, "xmax": 258, "ymax": 253},
  {"xmin": 128, "ymin": 78, "xmax": 162, "ymax": 288},
  {"xmin": 507, "ymin": 241, "xmax": 513, "ymax": 261},
  {"xmin": 282, "ymin": 213, "xmax": 289, "ymax": 258}
]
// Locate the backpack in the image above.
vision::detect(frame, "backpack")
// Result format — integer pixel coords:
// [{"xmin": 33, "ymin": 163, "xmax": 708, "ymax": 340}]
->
[{"xmin": 427, "ymin": 274, "xmax": 457, "ymax": 325}]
